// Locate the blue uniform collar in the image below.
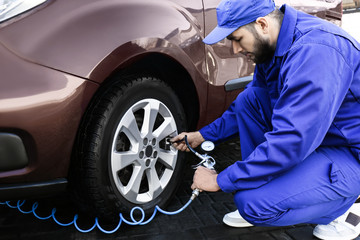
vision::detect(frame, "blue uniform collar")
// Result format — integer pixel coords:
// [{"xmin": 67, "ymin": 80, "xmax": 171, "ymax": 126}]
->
[{"xmin": 274, "ymin": 5, "xmax": 297, "ymax": 57}]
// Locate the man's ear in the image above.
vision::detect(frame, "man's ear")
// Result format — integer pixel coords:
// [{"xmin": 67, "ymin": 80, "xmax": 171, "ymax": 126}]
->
[{"xmin": 255, "ymin": 17, "xmax": 269, "ymax": 34}]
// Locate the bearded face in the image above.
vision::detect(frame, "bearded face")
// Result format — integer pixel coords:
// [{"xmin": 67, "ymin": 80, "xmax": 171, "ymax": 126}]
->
[
  {"xmin": 228, "ymin": 23, "xmax": 277, "ymax": 64},
  {"xmin": 250, "ymin": 30, "xmax": 276, "ymax": 64}
]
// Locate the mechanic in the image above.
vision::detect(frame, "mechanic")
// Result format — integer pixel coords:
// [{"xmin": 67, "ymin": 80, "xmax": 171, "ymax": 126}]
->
[{"xmin": 171, "ymin": 0, "xmax": 360, "ymax": 239}]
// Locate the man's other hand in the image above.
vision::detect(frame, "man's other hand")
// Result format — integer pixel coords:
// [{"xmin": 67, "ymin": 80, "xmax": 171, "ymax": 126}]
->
[{"xmin": 191, "ymin": 166, "xmax": 220, "ymax": 192}]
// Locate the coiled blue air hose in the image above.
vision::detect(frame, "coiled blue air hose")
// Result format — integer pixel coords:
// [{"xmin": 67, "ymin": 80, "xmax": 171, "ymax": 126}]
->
[
  {"xmin": 0, "ymin": 136, "xmax": 211, "ymax": 234},
  {"xmin": 0, "ymin": 197, "xmax": 195, "ymax": 234}
]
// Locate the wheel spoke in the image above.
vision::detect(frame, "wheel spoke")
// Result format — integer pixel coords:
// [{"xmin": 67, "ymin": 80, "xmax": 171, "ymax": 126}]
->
[
  {"xmin": 123, "ymin": 166, "xmax": 144, "ymax": 198},
  {"xmin": 146, "ymin": 167, "xmax": 162, "ymax": 198},
  {"xmin": 157, "ymin": 150, "xmax": 177, "ymax": 170},
  {"xmin": 153, "ymin": 117, "xmax": 176, "ymax": 140},
  {"xmin": 141, "ymin": 101, "xmax": 160, "ymax": 135},
  {"xmin": 111, "ymin": 151, "xmax": 138, "ymax": 172},
  {"xmin": 121, "ymin": 110, "xmax": 141, "ymax": 146}
]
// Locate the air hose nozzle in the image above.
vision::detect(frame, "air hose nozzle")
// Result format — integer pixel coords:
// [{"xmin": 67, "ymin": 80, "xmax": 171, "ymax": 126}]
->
[{"xmin": 191, "ymin": 189, "xmax": 200, "ymax": 200}]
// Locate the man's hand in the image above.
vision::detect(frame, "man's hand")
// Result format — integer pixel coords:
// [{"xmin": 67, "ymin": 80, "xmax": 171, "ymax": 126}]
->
[
  {"xmin": 171, "ymin": 131, "xmax": 205, "ymax": 152},
  {"xmin": 191, "ymin": 166, "xmax": 220, "ymax": 192}
]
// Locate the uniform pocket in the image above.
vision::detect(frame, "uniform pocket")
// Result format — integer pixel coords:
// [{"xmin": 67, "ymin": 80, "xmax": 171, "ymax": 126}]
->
[{"xmin": 329, "ymin": 162, "xmax": 342, "ymax": 183}]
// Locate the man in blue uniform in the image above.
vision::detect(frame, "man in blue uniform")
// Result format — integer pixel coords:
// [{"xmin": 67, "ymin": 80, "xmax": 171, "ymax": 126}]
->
[{"xmin": 171, "ymin": 0, "xmax": 360, "ymax": 239}]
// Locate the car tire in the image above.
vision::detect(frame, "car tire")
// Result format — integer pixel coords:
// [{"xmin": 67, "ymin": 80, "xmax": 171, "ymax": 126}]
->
[{"xmin": 72, "ymin": 75, "xmax": 187, "ymax": 219}]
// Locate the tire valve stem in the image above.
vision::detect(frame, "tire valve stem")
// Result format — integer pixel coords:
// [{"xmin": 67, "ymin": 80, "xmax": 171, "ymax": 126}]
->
[{"xmin": 165, "ymin": 137, "xmax": 172, "ymax": 149}]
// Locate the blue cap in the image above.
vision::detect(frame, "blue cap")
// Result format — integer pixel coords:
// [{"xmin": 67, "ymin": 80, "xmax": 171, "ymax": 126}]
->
[{"xmin": 203, "ymin": 0, "xmax": 276, "ymax": 45}]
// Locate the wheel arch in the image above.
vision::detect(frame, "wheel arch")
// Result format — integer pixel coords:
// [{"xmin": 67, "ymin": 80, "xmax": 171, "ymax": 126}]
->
[{"xmin": 103, "ymin": 52, "xmax": 200, "ymax": 132}]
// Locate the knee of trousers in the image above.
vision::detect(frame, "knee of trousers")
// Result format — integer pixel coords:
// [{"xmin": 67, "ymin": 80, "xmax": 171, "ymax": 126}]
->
[{"xmin": 234, "ymin": 190, "xmax": 283, "ymax": 226}]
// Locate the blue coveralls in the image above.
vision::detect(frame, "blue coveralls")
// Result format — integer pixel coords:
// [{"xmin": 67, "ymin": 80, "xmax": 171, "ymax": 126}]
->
[{"xmin": 199, "ymin": 5, "xmax": 360, "ymax": 226}]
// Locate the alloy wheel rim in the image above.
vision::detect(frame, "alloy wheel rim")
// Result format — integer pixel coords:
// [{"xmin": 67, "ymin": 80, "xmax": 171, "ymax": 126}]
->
[{"xmin": 111, "ymin": 98, "xmax": 178, "ymax": 204}]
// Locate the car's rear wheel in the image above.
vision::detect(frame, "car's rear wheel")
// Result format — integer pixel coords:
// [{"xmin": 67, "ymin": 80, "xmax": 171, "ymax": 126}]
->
[{"xmin": 72, "ymin": 75, "xmax": 187, "ymax": 219}]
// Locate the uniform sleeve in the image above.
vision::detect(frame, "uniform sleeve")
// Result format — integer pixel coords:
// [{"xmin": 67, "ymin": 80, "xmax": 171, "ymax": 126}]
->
[
  {"xmin": 217, "ymin": 43, "xmax": 354, "ymax": 193},
  {"xmin": 199, "ymin": 66, "xmax": 267, "ymax": 144},
  {"xmin": 199, "ymin": 104, "xmax": 237, "ymax": 144}
]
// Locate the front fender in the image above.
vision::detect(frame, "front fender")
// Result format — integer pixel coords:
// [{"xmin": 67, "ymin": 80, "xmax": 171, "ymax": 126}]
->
[
  {"xmin": 0, "ymin": 0, "xmax": 206, "ymax": 82},
  {"xmin": 90, "ymin": 37, "xmax": 204, "ymax": 83}
]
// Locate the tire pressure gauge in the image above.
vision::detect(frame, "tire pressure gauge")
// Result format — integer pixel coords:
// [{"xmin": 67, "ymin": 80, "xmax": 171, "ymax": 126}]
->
[{"xmin": 201, "ymin": 141, "xmax": 215, "ymax": 152}]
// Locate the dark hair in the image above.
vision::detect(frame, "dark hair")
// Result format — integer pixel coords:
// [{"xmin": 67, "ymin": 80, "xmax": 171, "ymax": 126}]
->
[{"xmin": 243, "ymin": 8, "xmax": 284, "ymax": 34}]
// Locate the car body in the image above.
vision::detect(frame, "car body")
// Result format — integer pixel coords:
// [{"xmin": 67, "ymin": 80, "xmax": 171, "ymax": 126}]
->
[{"xmin": 0, "ymin": 0, "xmax": 342, "ymax": 217}]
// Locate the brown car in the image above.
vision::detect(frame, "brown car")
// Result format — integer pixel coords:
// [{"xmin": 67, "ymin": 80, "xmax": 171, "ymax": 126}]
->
[{"xmin": 0, "ymin": 0, "xmax": 342, "ymax": 218}]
